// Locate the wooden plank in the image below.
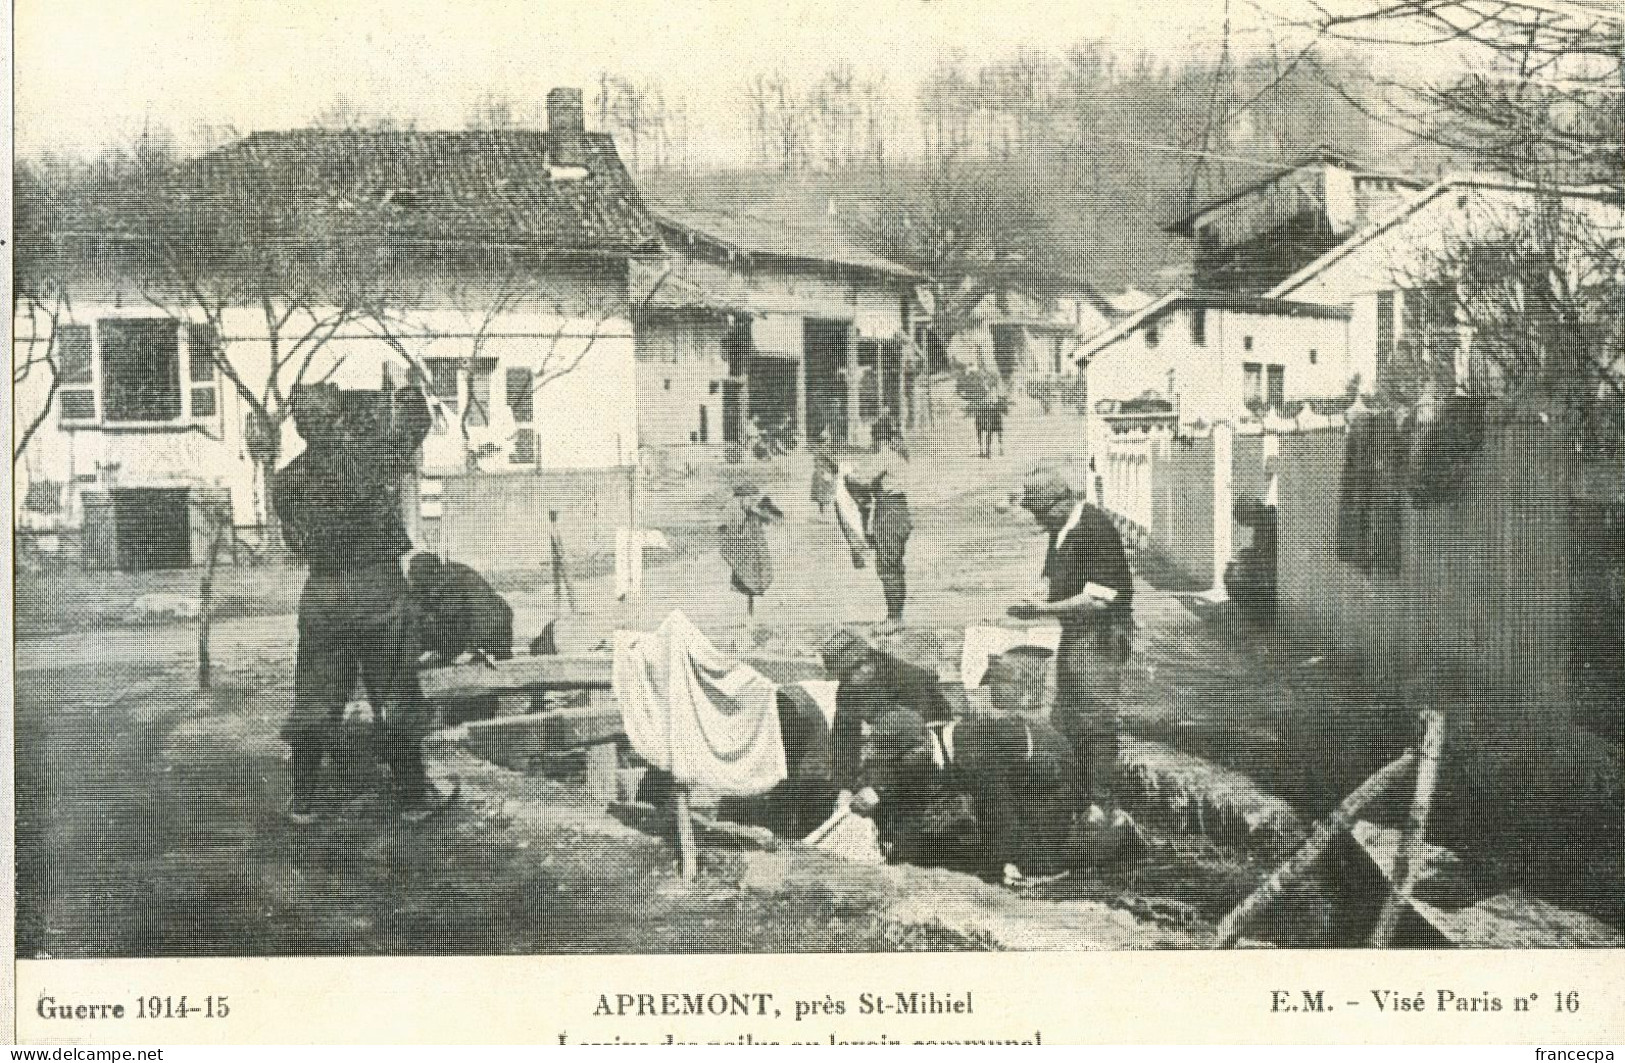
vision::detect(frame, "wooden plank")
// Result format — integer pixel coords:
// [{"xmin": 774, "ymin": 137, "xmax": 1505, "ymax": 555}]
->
[
  {"xmin": 421, "ymin": 654, "xmax": 612, "ymax": 699},
  {"xmin": 421, "ymin": 651, "xmax": 831, "ymax": 699},
  {"xmin": 1215, "ymin": 750, "xmax": 1416, "ymax": 948}
]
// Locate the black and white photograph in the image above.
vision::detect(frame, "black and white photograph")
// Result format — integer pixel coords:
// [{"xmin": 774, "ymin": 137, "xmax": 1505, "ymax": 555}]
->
[{"xmin": 9, "ymin": 0, "xmax": 1625, "ymax": 989}]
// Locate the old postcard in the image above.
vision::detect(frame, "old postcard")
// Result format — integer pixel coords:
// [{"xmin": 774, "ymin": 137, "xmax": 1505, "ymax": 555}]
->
[{"xmin": 8, "ymin": 0, "xmax": 1625, "ymax": 1047}]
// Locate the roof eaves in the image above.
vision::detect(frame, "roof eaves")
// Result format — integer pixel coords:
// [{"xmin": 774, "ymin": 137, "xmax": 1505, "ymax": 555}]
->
[
  {"xmin": 1163, "ymin": 149, "xmax": 1367, "ymax": 234},
  {"xmin": 1073, "ymin": 289, "xmax": 1184, "ymax": 363}
]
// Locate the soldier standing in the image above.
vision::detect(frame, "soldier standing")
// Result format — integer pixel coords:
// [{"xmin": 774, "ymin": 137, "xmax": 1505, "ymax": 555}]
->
[
  {"xmin": 834, "ymin": 418, "xmax": 915, "ymax": 626},
  {"xmin": 1008, "ymin": 468, "xmax": 1135, "ymax": 827},
  {"xmin": 275, "ymin": 381, "xmax": 450, "ymax": 824}
]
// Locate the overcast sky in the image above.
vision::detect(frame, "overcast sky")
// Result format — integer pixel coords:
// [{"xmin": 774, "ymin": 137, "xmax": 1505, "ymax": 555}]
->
[{"xmin": 15, "ymin": 0, "xmax": 1321, "ymax": 161}]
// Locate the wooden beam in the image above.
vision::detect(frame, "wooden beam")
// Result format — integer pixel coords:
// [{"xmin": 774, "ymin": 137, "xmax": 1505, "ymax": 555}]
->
[
  {"xmin": 1215, "ymin": 750, "xmax": 1417, "ymax": 948},
  {"xmin": 420, "ymin": 654, "xmax": 612, "ymax": 699},
  {"xmin": 420, "ymin": 651, "xmax": 830, "ymax": 699}
]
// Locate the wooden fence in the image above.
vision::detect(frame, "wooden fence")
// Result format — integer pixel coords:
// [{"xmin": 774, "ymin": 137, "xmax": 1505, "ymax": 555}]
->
[
  {"xmin": 1274, "ymin": 415, "xmax": 1575, "ymax": 723},
  {"xmin": 421, "ymin": 468, "xmax": 636, "ymax": 571}
]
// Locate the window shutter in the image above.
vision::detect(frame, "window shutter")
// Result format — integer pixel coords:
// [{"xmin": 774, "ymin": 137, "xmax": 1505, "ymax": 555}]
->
[
  {"xmin": 511, "ymin": 428, "xmax": 536, "ymax": 465},
  {"xmin": 56, "ymin": 325, "xmax": 97, "ymax": 424},
  {"xmin": 187, "ymin": 324, "xmax": 220, "ymax": 419}
]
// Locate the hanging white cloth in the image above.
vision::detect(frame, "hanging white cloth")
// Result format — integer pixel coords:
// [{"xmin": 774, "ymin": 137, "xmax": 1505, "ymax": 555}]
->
[{"xmin": 613, "ymin": 611, "xmax": 786, "ymax": 797}]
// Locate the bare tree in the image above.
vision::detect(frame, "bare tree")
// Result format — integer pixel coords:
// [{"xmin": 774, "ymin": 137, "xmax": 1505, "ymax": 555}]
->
[
  {"xmin": 1303, "ymin": 0, "xmax": 1624, "ymax": 187},
  {"xmin": 1301, "ymin": 0, "xmax": 1625, "ymax": 443},
  {"xmin": 861, "ymin": 164, "xmax": 1055, "ymax": 352},
  {"xmin": 1386, "ymin": 191, "xmax": 1625, "ymax": 445},
  {"xmin": 366, "ymin": 252, "xmax": 674, "ymax": 471},
  {"xmin": 741, "ymin": 71, "xmax": 809, "ymax": 173},
  {"xmin": 596, "ymin": 74, "xmax": 688, "ymax": 171},
  {"xmin": 11, "ymin": 168, "xmax": 77, "ymax": 466},
  {"xmin": 103, "ymin": 163, "xmax": 403, "ymax": 526}
]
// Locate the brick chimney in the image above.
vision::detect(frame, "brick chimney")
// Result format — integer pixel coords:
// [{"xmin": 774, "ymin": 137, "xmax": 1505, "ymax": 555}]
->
[{"xmin": 546, "ymin": 88, "xmax": 585, "ymax": 133}]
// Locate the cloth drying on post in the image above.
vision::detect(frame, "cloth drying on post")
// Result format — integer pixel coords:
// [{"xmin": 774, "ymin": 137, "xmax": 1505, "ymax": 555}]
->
[
  {"xmin": 1335, "ymin": 413, "xmax": 1405, "ymax": 578},
  {"xmin": 718, "ymin": 517, "xmax": 773, "ymax": 598},
  {"xmin": 613, "ymin": 611, "xmax": 787, "ymax": 798}
]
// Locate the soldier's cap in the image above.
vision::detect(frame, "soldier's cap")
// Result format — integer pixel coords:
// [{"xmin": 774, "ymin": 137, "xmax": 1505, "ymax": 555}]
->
[
  {"xmin": 1019, "ymin": 468, "xmax": 1076, "ymax": 513},
  {"xmin": 820, "ymin": 628, "xmax": 876, "ymax": 678},
  {"xmin": 868, "ymin": 709, "xmax": 930, "ymax": 751}
]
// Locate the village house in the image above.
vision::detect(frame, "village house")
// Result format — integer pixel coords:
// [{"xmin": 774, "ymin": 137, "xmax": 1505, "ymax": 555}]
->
[
  {"xmin": 631, "ymin": 206, "xmax": 922, "ymax": 451},
  {"xmin": 1073, "ymin": 150, "xmax": 1436, "ymax": 460},
  {"xmin": 926, "ymin": 261, "xmax": 1116, "ymax": 388},
  {"xmin": 1163, "ymin": 148, "xmax": 1424, "ymax": 294},
  {"xmin": 1076, "ymin": 291, "xmax": 1354, "ymax": 463},
  {"xmin": 13, "ymin": 88, "xmax": 663, "ymax": 570},
  {"xmin": 1266, "ymin": 174, "xmax": 1625, "ymax": 405}
]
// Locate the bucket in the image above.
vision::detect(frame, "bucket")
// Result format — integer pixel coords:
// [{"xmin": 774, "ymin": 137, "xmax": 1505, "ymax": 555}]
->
[{"xmin": 983, "ymin": 646, "xmax": 1054, "ymax": 716}]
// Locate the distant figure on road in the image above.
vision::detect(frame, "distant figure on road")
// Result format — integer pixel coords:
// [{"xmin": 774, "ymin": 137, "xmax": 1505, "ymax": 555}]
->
[
  {"xmin": 975, "ymin": 390, "xmax": 1008, "ymax": 459},
  {"xmin": 810, "ymin": 429, "xmax": 839, "ymax": 518},
  {"xmin": 834, "ymin": 418, "xmax": 914, "ymax": 625},
  {"xmin": 1008, "ymin": 468, "xmax": 1135, "ymax": 829},
  {"xmin": 274, "ymin": 381, "xmax": 449, "ymax": 824},
  {"xmin": 718, "ymin": 487, "xmax": 783, "ymax": 616}
]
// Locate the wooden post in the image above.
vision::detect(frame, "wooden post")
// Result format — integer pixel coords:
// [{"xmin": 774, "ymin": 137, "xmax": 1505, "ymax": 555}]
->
[
  {"xmin": 197, "ymin": 507, "xmax": 228, "ymax": 691},
  {"xmin": 844, "ymin": 323, "xmax": 861, "ymax": 445},
  {"xmin": 897, "ymin": 334, "xmax": 911, "ymax": 431},
  {"xmin": 1215, "ymin": 749, "xmax": 1418, "ymax": 947},
  {"xmin": 1369, "ymin": 710, "xmax": 1447, "ymax": 946},
  {"xmin": 674, "ymin": 788, "xmax": 698, "ymax": 880},
  {"xmin": 584, "ymin": 741, "xmax": 620, "ymax": 809},
  {"xmin": 1211, "ymin": 421, "xmax": 1234, "ymax": 596}
]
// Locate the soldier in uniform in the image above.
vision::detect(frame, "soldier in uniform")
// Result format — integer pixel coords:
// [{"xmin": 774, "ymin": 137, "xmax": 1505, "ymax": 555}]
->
[
  {"xmin": 852, "ymin": 708, "xmax": 1083, "ymax": 885},
  {"xmin": 821, "ymin": 628, "xmax": 954, "ymax": 794},
  {"xmin": 275, "ymin": 381, "xmax": 448, "ymax": 824},
  {"xmin": 407, "ymin": 553, "xmax": 515, "ymax": 666},
  {"xmin": 834, "ymin": 418, "xmax": 915, "ymax": 625},
  {"xmin": 407, "ymin": 552, "xmax": 515, "ymax": 727}
]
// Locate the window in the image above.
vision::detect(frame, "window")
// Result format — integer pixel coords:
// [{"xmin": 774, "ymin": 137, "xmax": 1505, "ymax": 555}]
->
[
  {"xmin": 1190, "ymin": 308, "xmax": 1207, "ymax": 346},
  {"xmin": 708, "ymin": 380, "xmax": 720, "ymax": 395},
  {"xmin": 57, "ymin": 325, "xmax": 95, "ymax": 423},
  {"xmin": 100, "ymin": 319, "xmax": 182, "ymax": 423},
  {"xmin": 426, "ymin": 359, "xmax": 461, "ymax": 416},
  {"xmin": 1267, "ymin": 365, "xmax": 1286, "ymax": 410},
  {"xmin": 187, "ymin": 325, "xmax": 220, "ymax": 419},
  {"xmin": 1309, "ymin": 348, "xmax": 1318, "ymax": 365},
  {"xmin": 1144, "ymin": 325, "xmax": 1160, "ymax": 349},
  {"xmin": 506, "ymin": 367, "xmax": 535, "ymax": 464},
  {"xmin": 1052, "ymin": 336, "xmax": 1065, "ymax": 375},
  {"xmin": 1243, "ymin": 335, "xmax": 1254, "ymax": 352},
  {"xmin": 1243, "ymin": 362, "xmax": 1264, "ymax": 407}
]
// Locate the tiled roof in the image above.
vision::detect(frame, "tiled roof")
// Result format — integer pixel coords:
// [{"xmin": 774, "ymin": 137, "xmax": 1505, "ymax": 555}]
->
[
  {"xmin": 629, "ymin": 259, "xmax": 749, "ymax": 316},
  {"xmin": 36, "ymin": 129, "xmax": 662, "ymax": 254},
  {"xmin": 1163, "ymin": 147, "xmax": 1378, "ymax": 235},
  {"xmin": 654, "ymin": 206, "xmax": 921, "ymax": 280}
]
